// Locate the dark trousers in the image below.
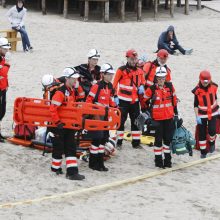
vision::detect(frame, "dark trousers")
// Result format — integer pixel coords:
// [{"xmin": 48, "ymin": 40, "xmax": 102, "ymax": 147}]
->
[
  {"xmin": 118, "ymin": 100, "xmax": 141, "ymax": 145},
  {"xmin": 198, "ymin": 117, "xmax": 216, "ymax": 140},
  {"xmin": 154, "ymin": 119, "xmax": 175, "ymax": 148},
  {"xmin": 51, "ymin": 128, "xmax": 78, "ymax": 175},
  {"xmin": 0, "ymin": 90, "xmax": 6, "ymax": 121},
  {"xmin": 12, "ymin": 26, "xmax": 31, "ymax": 51},
  {"xmin": 158, "ymin": 43, "xmax": 185, "ymax": 55}
]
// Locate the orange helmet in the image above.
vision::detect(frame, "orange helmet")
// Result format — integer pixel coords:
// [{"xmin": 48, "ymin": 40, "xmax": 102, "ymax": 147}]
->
[
  {"xmin": 126, "ymin": 49, "xmax": 138, "ymax": 58},
  {"xmin": 199, "ymin": 70, "xmax": 211, "ymax": 83},
  {"xmin": 157, "ymin": 49, "xmax": 169, "ymax": 59}
]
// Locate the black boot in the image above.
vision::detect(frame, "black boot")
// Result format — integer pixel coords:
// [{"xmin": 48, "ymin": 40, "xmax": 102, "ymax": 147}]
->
[
  {"xmin": 155, "ymin": 155, "xmax": 164, "ymax": 168},
  {"xmin": 116, "ymin": 139, "xmax": 123, "ymax": 149},
  {"xmin": 0, "ymin": 133, "xmax": 5, "ymax": 143},
  {"xmin": 51, "ymin": 167, "xmax": 64, "ymax": 175},
  {"xmin": 98, "ymin": 153, "xmax": 108, "ymax": 172},
  {"xmin": 132, "ymin": 141, "xmax": 142, "ymax": 149},
  {"xmin": 209, "ymin": 142, "xmax": 215, "ymax": 153},
  {"xmin": 200, "ymin": 149, "xmax": 207, "ymax": 158},
  {"xmin": 66, "ymin": 167, "xmax": 85, "ymax": 180},
  {"xmin": 89, "ymin": 153, "xmax": 102, "ymax": 171},
  {"xmin": 164, "ymin": 153, "xmax": 172, "ymax": 168}
]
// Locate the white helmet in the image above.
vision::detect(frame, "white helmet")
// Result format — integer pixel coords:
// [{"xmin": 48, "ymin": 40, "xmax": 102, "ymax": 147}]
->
[
  {"xmin": 62, "ymin": 67, "xmax": 80, "ymax": 78},
  {"xmin": 155, "ymin": 66, "xmax": 167, "ymax": 77},
  {"xmin": 87, "ymin": 49, "xmax": 100, "ymax": 59},
  {"xmin": 100, "ymin": 63, "xmax": 115, "ymax": 74},
  {"xmin": 41, "ymin": 74, "xmax": 54, "ymax": 86},
  {"xmin": 0, "ymin": 37, "xmax": 11, "ymax": 49}
]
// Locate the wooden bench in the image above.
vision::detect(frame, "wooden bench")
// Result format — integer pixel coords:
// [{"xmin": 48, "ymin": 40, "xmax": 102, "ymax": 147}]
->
[{"xmin": 0, "ymin": 29, "xmax": 21, "ymax": 51}]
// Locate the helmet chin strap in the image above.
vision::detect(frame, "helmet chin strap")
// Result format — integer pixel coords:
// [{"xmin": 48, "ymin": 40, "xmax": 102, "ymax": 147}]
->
[{"xmin": 157, "ymin": 58, "xmax": 165, "ymax": 67}]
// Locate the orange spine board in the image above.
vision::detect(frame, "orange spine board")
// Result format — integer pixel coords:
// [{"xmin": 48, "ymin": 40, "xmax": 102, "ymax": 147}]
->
[{"xmin": 13, "ymin": 98, "xmax": 121, "ymax": 131}]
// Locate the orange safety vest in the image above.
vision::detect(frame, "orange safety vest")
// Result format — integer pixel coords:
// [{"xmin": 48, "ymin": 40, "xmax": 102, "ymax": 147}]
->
[
  {"xmin": 86, "ymin": 81, "xmax": 116, "ymax": 107},
  {"xmin": 113, "ymin": 65, "xmax": 145, "ymax": 103},
  {"xmin": 143, "ymin": 61, "xmax": 171, "ymax": 88},
  {"xmin": 192, "ymin": 83, "xmax": 219, "ymax": 120},
  {"xmin": 144, "ymin": 82, "xmax": 177, "ymax": 120},
  {"xmin": 0, "ymin": 56, "xmax": 10, "ymax": 90}
]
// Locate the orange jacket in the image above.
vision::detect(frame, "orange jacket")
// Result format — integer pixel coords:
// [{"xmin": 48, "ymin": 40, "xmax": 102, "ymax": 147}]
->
[
  {"xmin": 86, "ymin": 81, "xmax": 116, "ymax": 107},
  {"xmin": 143, "ymin": 60, "xmax": 171, "ymax": 87},
  {"xmin": 0, "ymin": 56, "xmax": 10, "ymax": 91},
  {"xmin": 113, "ymin": 64, "xmax": 145, "ymax": 103},
  {"xmin": 49, "ymin": 84, "xmax": 85, "ymax": 123},
  {"xmin": 192, "ymin": 83, "xmax": 219, "ymax": 120},
  {"xmin": 143, "ymin": 82, "xmax": 177, "ymax": 120}
]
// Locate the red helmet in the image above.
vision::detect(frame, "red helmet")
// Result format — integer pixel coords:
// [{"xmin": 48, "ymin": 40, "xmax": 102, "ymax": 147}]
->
[
  {"xmin": 199, "ymin": 70, "xmax": 211, "ymax": 83},
  {"xmin": 126, "ymin": 49, "xmax": 138, "ymax": 58},
  {"xmin": 157, "ymin": 49, "xmax": 169, "ymax": 59}
]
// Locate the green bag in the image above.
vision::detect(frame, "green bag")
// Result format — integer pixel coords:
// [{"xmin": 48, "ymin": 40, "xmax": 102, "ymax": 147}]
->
[{"xmin": 171, "ymin": 123, "xmax": 195, "ymax": 156}]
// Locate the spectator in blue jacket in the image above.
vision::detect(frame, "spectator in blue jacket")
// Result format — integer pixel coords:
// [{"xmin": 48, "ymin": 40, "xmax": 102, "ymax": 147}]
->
[{"xmin": 157, "ymin": 25, "xmax": 193, "ymax": 55}]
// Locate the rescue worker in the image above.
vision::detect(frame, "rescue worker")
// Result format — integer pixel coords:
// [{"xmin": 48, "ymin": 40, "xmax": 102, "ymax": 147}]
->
[
  {"xmin": 192, "ymin": 70, "xmax": 219, "ymax": 158},
  {"xmin": 0, "ymin": 37, "xmax": 11, "ymax": 142},
  {"xmin": 143, "ymin": 49, "xmax": 171, "ymax": 88},
  {"xmin": 75, "ymin": 49, "xmax": 101, "ymax": 96},
  {"xmin": 86, "ymin": 63, "xmax": 117, "ymax": 171},
  {"xmin": 113, "ymin": 49, "xmax": 145, "ymax": 149},
  {"xmin": 49, "ymin": 68, "xmax": 85, "ymax": 180},
  {"xmin": 157, "ymin": 25, "xmax": 193, "ymax": 55},
  {"xmin": 41, "ymin": 70, "xmax": 85, "ymax": 101},
  {"xmin": 143, "ymin": 67, "xmax": 178, "ymax": 168}
]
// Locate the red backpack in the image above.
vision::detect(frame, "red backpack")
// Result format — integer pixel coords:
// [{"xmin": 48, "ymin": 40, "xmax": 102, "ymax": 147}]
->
[{"xmin": 14, "ymin": 124, "xmax": 36, "ymax": 140}]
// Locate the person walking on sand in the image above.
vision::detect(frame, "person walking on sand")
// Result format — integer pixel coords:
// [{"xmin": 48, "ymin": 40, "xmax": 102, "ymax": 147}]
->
[
  {"xmin": 6, "ymin": 0, "xmax": 33, "ymax": 52},
  {"xmin": 157, "ymin": 25, "xmax": 192, "ymax": 55}
]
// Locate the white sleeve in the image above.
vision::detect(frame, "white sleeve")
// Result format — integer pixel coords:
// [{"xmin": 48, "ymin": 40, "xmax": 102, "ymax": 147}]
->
[
  {"xmin": 20, "ymin": 9, "xmax": 27, "ymax": 27},
  {"xmin": 6, "ymin": 7, "xmax": 13, "ymax": 24}
]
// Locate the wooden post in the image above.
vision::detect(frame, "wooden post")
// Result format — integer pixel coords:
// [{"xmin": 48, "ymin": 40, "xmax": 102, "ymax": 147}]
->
[
  {"xmin": 154, "ymin": 0, "xmax": 158, "ymax": 20},
  {"xmin": 2, "ymin": 0, "xmax": 6, "ymax": 8},
  {"xmin": 170, "ymin": 0, "xmax": 174, "ymax": 17},
  {"xmin": 84, "ymin": 0, "xmax": 89, "ymax": 21},
  {"xmin": 134, "ymin": 0, "xmax": 138, "ymax": 13},
  {"xmin": 197, "ymin": 0, "xmax": 201, "ymax": 10},
  {"xmin": 177, "ymin": 0, "xmax": 181, "ymax": 7},
  {"xmin": 184, "ymin": 0, "xmax": 189, "ymax": 15},
  {"xmin": 104, "ymin": 1, "xmax": 109, "ymax": 23},
  {"xmin": 164, "ymin": 0, "xmax": 168, "ymax": 9},
  {"xmin": 137, "ymin": 0, "xmax": 142, "ymax": 22},
  {"xmin": 121, "ymin": 0, "xmax": 125, "ymax": 22},
  {"xmin": 58, "ymin": 0, "xmax": 63, "ymax": 14},
  {"xmin": 42, "ymin": 0, "xmax": 46, "ymax": 15},
  {"xmin": 63, "ymin": 0, "xmax": 68, "ymax": 18}
]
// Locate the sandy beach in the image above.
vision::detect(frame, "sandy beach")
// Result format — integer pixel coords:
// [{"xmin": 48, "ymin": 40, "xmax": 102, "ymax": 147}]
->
[{"xmin": 1, "ymin": 4, "xmax": 220, "ymax": 220}]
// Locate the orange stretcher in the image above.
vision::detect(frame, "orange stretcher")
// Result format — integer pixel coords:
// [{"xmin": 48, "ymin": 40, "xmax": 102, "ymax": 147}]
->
[
  {"xmin": 7, "ymin": 137, "xmax": 92, "ymax": 158},
  {"xmin": 13, "ymin": 97, "xmax": 121, "ymax": 130}
]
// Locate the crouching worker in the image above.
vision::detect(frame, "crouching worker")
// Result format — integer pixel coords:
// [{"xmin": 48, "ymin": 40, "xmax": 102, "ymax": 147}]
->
[
  {"xmin": 86, "ymin": 63, "xmax": 117, "ymax": 171},
  {"xmin": 192, "ymin": 70, "xmax": 219, "ymax": 158},
  {"xmin": 143, "ymin": 67, "xmax": 178, "ymax": 168},
  {"xmin": 49, "ymin": 68, "xmax": 85, "ymax": 180}
]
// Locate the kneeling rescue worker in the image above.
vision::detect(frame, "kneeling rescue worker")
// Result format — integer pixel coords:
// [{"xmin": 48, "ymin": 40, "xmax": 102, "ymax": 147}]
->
[
  {"xmin": 86, "ymin": 63, "xmax": 117, "ymax": 171},
  {"xmin": 192, "ymin": 70, "xmax": 219, "ymax": 158},
  {"xmin": 49, "ymin": 67, "xmax": 85, "ymax": 180},
  {"xmin": 143, "ymin": 66, "xmax": 178, "ymax": 168}
]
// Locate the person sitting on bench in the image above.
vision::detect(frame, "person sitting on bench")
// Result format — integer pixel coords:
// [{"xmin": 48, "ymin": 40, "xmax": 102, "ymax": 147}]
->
[{"xmin": 6, "ymin": 0, "xmax": 33, "ymax": 52}]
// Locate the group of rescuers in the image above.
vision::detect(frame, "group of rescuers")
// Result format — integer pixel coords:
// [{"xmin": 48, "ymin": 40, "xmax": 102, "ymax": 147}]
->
[{"xmin": 0, "ymin": 37, "xmax": 218, "ymax": 181}]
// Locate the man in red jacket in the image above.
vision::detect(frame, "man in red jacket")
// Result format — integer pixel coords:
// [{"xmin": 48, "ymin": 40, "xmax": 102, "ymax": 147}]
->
[
  {"xmin": 86, "ymin": 63, "xmax": 117, "ymax": 171},
  {"xmin": 0, "ymin": 38, "xmax": 11, "ymax": 142},
  {"xmin": 49, "ymin": 67, "xmax": 85, "ymax": 180}
]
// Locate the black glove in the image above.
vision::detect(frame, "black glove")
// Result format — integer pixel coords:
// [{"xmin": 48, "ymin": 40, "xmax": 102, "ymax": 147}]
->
[
  {"xmin": 56, "ymin": 121, "xmax": 65, "ymax": 130},
  {"xmin": 174, "ymin": 115, "xmax": 179, "ymax": 122}
]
